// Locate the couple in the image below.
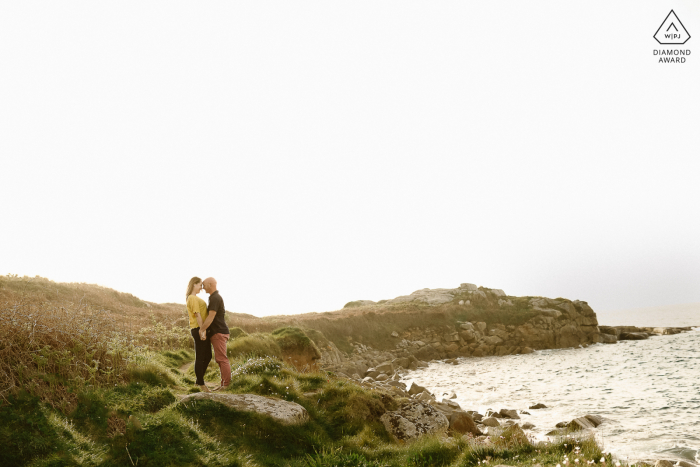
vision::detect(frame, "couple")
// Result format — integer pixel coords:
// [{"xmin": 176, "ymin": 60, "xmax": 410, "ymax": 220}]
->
[{"xmin": 185, "ymin": 276, "xmax": 232, "ymax": 392}]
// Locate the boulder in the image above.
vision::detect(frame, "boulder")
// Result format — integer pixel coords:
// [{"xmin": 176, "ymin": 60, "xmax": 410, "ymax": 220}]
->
[
  {"xmin": 482, "ymin": 417, "xmax": 500, "ymax": 427},
  {"xmin": 365, "ymin": 369, "xmax": 380, "ymax": 379},
  {"xmin": 375, "ymin": 373, "xmax": 389, "ymax": 382},
  {"xmin": 521, "ymin": 422, "xmax": 535, "ymax": 430},
  {"xmin": 521, "ymin": 347, "xmax": 534, "ymax": 354},
  {"xmin": 375, "ymin": 362, "xmax": 394, "ymax": 374},
  {"xmin": 459, "ymin": 323, "xmax": 475, "ymax": 331},
  {"xmin": 654, "ymin": 461, "xmax": 674, "ymax": 467},
  {"xmin": 391, "ymin": 331, "xmax": 399, "ymax": 337},
  {"xmin": 489, "ymin": 289, "xmax": 506, "ymax": 297},
  {"xmin": 408, "ymin": 382, "xmax": 427, "ymax": 396},
  {"xmin": 584, "ymin": 414, "xmax": 603, "ymax": 427},
  {"xmin": 529, "ymin": 403, "xmax": 547, "ymax": 409},
  {"xmin": 619, "ymin": 332, "xmax": 649, "ymax": 340},
  {"xmin": 379, "ymin": 401, "xmax": 449, "ymax": 442},
  {"xmin": 476, "ymin": 322, "xmax": 487, "ymax": 332},
  {"xmin": 449, "ymin": 412, "xmax": 482, "ymax": 436},
  {"xmin": 600, "ymin": 333, "xmax": 618, "ymax": 344},
  {"xmin": 499, "ymin": 409, "xmax": 520, "ymax": 419},
  {"xmin": 178, "ymin": 393, "xmax": 308, "ymax": 425},
  {"xmin": 568, "ymin": 417, "xmax": 596, "ymax": 431}
]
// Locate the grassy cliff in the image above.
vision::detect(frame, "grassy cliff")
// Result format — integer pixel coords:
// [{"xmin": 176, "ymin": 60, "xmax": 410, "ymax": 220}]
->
[{"xmin": 0, "ymin": 275, "xmax": 611, "ymax": 467}]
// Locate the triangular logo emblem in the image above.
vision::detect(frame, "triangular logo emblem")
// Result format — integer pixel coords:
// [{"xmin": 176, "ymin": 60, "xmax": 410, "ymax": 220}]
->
[{"xmin": 654, "ymin": 10, "xmax": 691, "ymax": 44}]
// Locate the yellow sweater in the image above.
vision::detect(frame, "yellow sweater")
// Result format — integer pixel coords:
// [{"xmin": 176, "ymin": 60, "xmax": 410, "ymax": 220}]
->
[{"xmin": 186, "ymin": 295, "xmax": 209, "ymax": 329}]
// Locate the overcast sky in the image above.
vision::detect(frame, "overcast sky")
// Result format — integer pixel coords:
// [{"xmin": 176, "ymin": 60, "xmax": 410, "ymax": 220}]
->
[{"xmin": 2, "ymin": 1, "xmax": 699, "ymax": 319}]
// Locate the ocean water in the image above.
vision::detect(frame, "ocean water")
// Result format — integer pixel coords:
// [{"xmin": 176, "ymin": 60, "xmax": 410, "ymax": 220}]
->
[{"xmin": 402, "ymin": 327, "xmax": 700, "ymax": 464}]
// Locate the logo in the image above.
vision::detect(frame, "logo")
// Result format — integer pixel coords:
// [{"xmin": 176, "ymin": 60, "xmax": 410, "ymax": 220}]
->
[{"xmin": 654, "ymin": 10, "xmax": 691, "ymax": 44}]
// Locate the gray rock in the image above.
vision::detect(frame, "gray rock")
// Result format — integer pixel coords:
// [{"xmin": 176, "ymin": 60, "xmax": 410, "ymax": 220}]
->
[
  {"xmin": 482, "ymin": 417, "xmax": 500, "ymax": 427},
  {"xmin": 391, "ymin": 331, "xmax": 399, "ymax": 338},
  {"xmin": 449, "ymin": 411, "xmax": 482, "ymax": 435},
  {"xmin": 499, "ymin": 409, "xmax": 520, "ymax": 419},
  {"xmin": 521, "ymin": 422, "xmax": 535, "ymax": 430},
  {"xmin": 489, "ymin": 289, "xmax": 506, "ymax": 297},
  {"xmin": 529, "ymin": 403, "xmax": 547, "ymax": 409},
  {"xmin": 476, "ymin": 322, "xmax": 487, "ymax": 332},
  {"xmin": 568, "ymin": 417, "xmax": 596, "ymax": 431},
  {"xmin": 600, "ymin": 333, "xmax": 618, "ymax": 344},
  {"xmin": 676, "ymin": 461, "xmax": 697, "ymax": 467},
  {"xmin": 584, "ymin": 414, "xmax": 603, "ymax": 427},
  {"xmin": 179, "ymin": 393, "xmax": 308, "ymax": 425},
  {"xmin": 459, "ymin": 323, "xmax": 475, "ymax": 331},
  {"xmin": 408, "ymin": 382, "xmax": 427, "ymax": 396},
  {"xmin": 654, "ymin": 461, "xmax": 674, "ymax": 467},
  {"xmin": 365, "ymin": 370, "xmax": 380, "ymax": 379},
  {"xmin": 375, "ymin": 362, "xmax": 394, "ymax": 374},
  {"xmin": 379, "ymin": 401, "xmax": 449, "ymax": 442},
  {"xmin": 375, "ymin": 373, "xmax": 389, "ymax": 381},
  {"xmin": 459, "ymin": 283, "xmax": 478, "ymax": 291},
  {"xmin": 362, "ymin": 376, "xmax": 375, "ymax": 384},
  {"xmin": 619, "ymin": 332, "xmax": 649, "ymax": 340}
]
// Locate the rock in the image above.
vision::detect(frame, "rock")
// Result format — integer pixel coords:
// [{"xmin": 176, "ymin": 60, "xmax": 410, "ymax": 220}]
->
[
  {"xmin": 459, "ymin": 322, "xmax": 475, "ymax": 331},
  {"xmin": 460, "ymin": 283, "xmax": 478, "ymax": 291},
  {"xmin": 499, "ymin": 409, "xmax": 520, "ymax": 419},
  {"xmin": 483, "ymin": 336, "xmax": 503, "ymax": 345},
  {"xmin": 489, "ymin": 289, "xmax": 506, "ymax": 297},
  {"xmin": 521, "ymin": 347, "xmax": 534, "ymax": 354},
  {"xmin": 482, "ymin": 417, "xmax": 500, "ymax": 427},
  {"xmin": 375, "ymin": 373, "xmax": 389, "ymax": 381},
  {"xmin": 654, "ymin": 461, "xmax": 674, "ymax": 467},
  {"xmin": 620, "ymin": 332, "xmax": 649, "ymax": 340},
  {"xmin": 568, "ymin": 417, "xmax": 596, "ymax": 431},
  {"xmin": 521, "ymin": 422, "xmax": 535, "ymax": 429},
  {"xmin": 362, "ymin": 377, "xmax": 375, "ymax": 384},
  {"xmin": 529, "ymin": 403, "xmax": 547, "ymax": 409},
  {"xmin": 458, "ymin": 300, "xmax": 464, "ymax": 305},
  {"xmin": 379, "ymin": 401, "xmax": 449, "ymax": 442},
  {"xmin": 555, "ymin": 421, "xmax": 568, "ymax": 428},
  {"xmin": 444, "ymin": 399, "xmax": 461, "ymax": 409},
  {"xmin": 498, "ymin": 299, "xmax": 514, "ymax": 307},
  {"xmin": 375, "ymin": 362, "xmax": 394, "ymax": 374},
  {"xmin": 600, "ymin": 333, "xmax": 618, "ymax": 344},
  {"xmin": 584, "ymin": 414, "xmax": 603, "ymax": 427},
  {"xmin": 676, "ymin": 461, "xmax": 697, "ymax": 467},
  {"xmin": 386, "ymin": 288, "xmax": 456, "ymax": 306},
  {"xmin": 391, "ymin": 331, "xmax": 399, "ymax": 338},
  {"xmin": 365, "ymin": 370, "xmax": 380, "ymax": 379},
  {"xmin": 476, "ymin": 322, "xmax": 487, "ymax": 332},
  {"xmin": 179, "ymin": 393, "xmax": 309, "ymax": 425},
  {"xmin": 408, "ymin": 382, "xmax": 427, "ymax": 396},
  {"xmin": 449, "ymin": 412, "xmax": 482, "ymax": 435}
]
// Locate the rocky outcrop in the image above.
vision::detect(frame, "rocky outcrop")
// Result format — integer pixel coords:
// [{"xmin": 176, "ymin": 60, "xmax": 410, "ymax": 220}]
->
[
  {"xmin": 599, "ymin": 326, "xmax": 692, "ymax": 341},
  {"xmin": 379, "ymin": 401, "xmax": 449, "ymax": 441},
  {"xmin": 179, "ymin": 393, "xmax": 309, "ymax": 426}
]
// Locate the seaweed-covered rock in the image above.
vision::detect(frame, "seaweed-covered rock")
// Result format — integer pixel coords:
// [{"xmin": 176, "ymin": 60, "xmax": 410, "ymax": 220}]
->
[{"xmin": 379, "ymin": 401, "xmax": 449, "ymax": 442}]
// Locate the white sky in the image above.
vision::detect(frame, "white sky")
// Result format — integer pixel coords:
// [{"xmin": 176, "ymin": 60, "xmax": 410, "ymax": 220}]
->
[{"xmin": 2, "ymin": 1, "xmax": 699, "ymax": 318}]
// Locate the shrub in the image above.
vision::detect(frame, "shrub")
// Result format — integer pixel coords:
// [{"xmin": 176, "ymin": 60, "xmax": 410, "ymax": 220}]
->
[
  {"xmin": 227, "ymin": 333, "xmax": 282, "ymax": 359},
  {"xmin": 271, "ymin": 327, "xmax": 322, "ymax": 359}
]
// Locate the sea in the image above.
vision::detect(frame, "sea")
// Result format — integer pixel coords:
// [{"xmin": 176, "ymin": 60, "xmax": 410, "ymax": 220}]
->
[{"xmin": 401, "ymin": 304, "xmax": 700, "ymax": 465}]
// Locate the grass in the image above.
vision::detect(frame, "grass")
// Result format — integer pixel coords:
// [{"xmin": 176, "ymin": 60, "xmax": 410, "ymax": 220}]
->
[{"xmin": 1, "ymin": 276, "xmax": 619, "ymax": 466}]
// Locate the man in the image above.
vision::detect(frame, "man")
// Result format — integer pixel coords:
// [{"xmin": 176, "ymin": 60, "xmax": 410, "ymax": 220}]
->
[{"xmin": 199, "ymin": 277, "xmax": 232, "ymax": 390}]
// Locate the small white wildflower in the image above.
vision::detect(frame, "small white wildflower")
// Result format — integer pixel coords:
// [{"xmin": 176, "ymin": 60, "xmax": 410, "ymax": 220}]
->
[
  {"xmin": 575, "ymin": 460, "xmax": 580, "ymax": 464},
  {"xmin": 600, "ymin": 458, "xmax": 606, "ymax": 463}
]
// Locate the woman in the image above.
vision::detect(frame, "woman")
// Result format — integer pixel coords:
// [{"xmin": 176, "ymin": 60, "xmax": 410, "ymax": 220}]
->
[{"xmin": 186, "ymin": 276, "xmax": 213, "ymax": 392}]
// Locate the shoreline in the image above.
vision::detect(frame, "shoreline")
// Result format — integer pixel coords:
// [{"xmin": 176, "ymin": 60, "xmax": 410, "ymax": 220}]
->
[{"xmin": 323, "ymin": 326, "xmax": 699, "ymax": 466}]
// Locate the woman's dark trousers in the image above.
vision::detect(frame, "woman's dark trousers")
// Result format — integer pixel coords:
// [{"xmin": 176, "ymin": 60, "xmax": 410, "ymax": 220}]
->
[{"xmin": 191, "ymin": 328, "xmax": 212, "ymax": 386}]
